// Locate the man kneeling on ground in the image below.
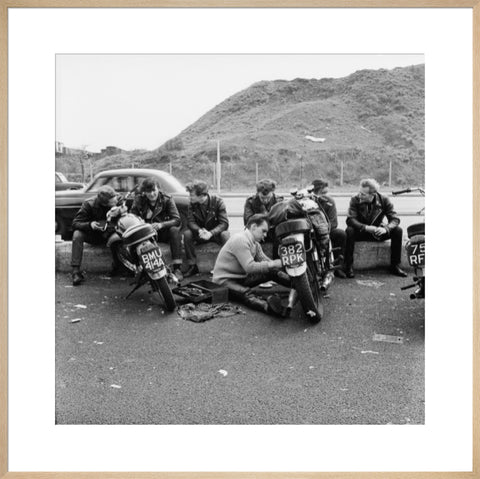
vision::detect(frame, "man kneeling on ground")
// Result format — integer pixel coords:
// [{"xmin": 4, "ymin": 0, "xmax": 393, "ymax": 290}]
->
[{"xmin": 212, "ymin": 214, "xmax": 291, "ymax": 317}]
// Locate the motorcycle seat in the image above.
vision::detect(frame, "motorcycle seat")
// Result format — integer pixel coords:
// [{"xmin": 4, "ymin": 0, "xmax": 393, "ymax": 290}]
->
[
  {"xmin": 407, "ymin": 222, "xmax": 425, "ymax": 238},
  {"xmin": 275, "ymin": 218, "xmax": 310, "ymax": 238},
  {"xmin": 122, "ymin": 223, "xmax": 156, "ymax": 247}
]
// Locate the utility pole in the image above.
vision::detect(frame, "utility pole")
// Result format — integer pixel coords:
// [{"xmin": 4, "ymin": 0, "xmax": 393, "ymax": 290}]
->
[
  {"xmin": 255, "ymin": 162, "xmax": 259, "ymax": 184},
  {"xmin": 216, "ymin": 140, "xmax": 221, "ymax": 193},
  {"xmin": 340, "ymin": 161, "xmax": 344, "ymax": 186},
  {"xmin": 169, "ymin": 161, "xmax": 172, "ymax": 175},
  {"xmin": 388, "ymin": 160, "xmax": 392, "ymax": 187}
]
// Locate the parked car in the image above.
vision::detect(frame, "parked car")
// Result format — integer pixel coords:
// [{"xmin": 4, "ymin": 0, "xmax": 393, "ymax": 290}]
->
[
  {"xmin": 55, "ymin": 168, "xmax": 189, "ymax": 240},
  {"xmin": 55, "ymin": 171, "xmax": 85, "ymax": 191}
]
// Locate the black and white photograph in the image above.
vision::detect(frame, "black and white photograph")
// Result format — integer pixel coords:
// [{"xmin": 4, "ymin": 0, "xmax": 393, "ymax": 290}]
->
[{"xmin": 55, "ymin": 53, "xmax": 425, "ymax": 425}]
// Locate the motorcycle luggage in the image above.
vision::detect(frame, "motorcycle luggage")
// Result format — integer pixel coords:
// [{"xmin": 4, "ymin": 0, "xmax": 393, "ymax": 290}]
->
[{"xmin": 122, "ymin": 223, "xmax": 156, "ymax": 247}]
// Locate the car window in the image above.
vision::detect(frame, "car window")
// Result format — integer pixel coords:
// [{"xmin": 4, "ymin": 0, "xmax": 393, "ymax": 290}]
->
[
  {"xmin": 103, "ymin": 176, "xmax": 135, "ymax": 193},
  {"xmin": 86, "ymin": 176, "xmax": 109, "ymax": 192},
  {"xmin": 55, "ymin": 172, "xmax": 67, "ymax": 183}
]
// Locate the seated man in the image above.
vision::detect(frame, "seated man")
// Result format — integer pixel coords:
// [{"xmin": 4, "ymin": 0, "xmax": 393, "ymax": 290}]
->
[
  {"xmin": 183, "ymin": 180, "xmax": 230, "ymax": 277},
  {"xmin": 345, "ymin": 178, "xmax": 407, "ymax": 278},
  {"xmin": 243, "ymin": 179, "xmax": 283, "ymax": 235},
  {"xmin": 212, "ymin": 214, "xmax": 290, "ymax": 317},
  {"xmin": 311, "ymin": 178, "xmax": 347, "ymax": 278},
  {"xmin": 244, "ymin": 178, "xmax": 284, "ymax": 266},
  {"xmin": 70, "ymin": 185, "xmax": 122, "ymax": 286},
  {"xmin": 130, "ymin": 177, "xmax": 184, "ymax": 280}
]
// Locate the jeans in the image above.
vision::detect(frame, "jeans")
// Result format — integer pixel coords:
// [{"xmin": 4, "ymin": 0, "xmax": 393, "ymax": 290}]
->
[
  {"xmin": 345, "ymin": 225, "xmax": 403, "ymax": 269},
  {"xmin": 183, "ymin": 229, "xmax": 230, "ymax": 265},
  {"xmin": 330, "ymin": 227, "xmax": 347, "ymax": 265},
  {"xmin": 221, "ymin": 270, "xmax": 291, "ymax": 313},
  {"xmin": 71, "ymin": 229, "xmax": 120, "ymax": 270},
  {"xmin": 156, "ymin": 225, "xmax": 182, "ymax": 264}
]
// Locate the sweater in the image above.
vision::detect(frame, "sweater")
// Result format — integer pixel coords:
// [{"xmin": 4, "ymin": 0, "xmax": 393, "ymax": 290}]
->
[{"xmin": 212, "ymin": 229, "xmax": 274, "ymax": 284}]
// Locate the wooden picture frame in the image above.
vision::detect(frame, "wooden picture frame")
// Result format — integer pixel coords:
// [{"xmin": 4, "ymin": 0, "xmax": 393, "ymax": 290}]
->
[{"xmin": 0, "ymin": 2, "xmax": 478, "ymax": 478}]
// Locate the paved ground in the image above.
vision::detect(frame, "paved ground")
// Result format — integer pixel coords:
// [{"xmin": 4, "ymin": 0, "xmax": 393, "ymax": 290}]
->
[{"xmin": 55, "ymin": 271, "xmax": 424, "ymax": 425}]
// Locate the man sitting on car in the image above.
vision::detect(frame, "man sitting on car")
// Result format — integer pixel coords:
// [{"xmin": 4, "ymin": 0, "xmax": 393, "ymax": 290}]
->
[
  {"xmin": 183, "ymin": 180, "xmax": 230, "ymax": 278},
  {"xmin": 130, "ymin": 177, "xmax": 184, "ymax": 280},
  {"xmin": 70, "ymin": 185, "xmax": 122, "ymax": 286},
  {"xmin": 213, "ymin": 214, "xmax": 290, "ymax": 317}
]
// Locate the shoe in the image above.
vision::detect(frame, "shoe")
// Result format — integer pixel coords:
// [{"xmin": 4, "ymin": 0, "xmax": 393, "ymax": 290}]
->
[
  {"xmin": 72, "ymin": 271, "xmax": 85, "ymax": 286},
  {"xmin": 334, "ymin": 269, "xmax": 347, "ymax": 279},
  {"xmin": 390, "ymin": 265, "xmax": 408, "ymax": 277},
  {"xmin": 184, "ymin": 264, "xmax": 199, "ymax": 278},
  {"xmin": 345, "ymin": 268, "xmax": 355, "ymax": 279},
  {"xmin": 266, "ymin": 295, "xmax": 287, "ymax": 318},
  {"xmin": 172, "ymin": 266, "xmax": 184, "ymax": 282}
]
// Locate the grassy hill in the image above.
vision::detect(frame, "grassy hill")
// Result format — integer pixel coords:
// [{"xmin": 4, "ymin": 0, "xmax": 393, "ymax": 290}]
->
[{"xmin": 57, "ymin": 64, "xmax": 424, "ymax": 190}]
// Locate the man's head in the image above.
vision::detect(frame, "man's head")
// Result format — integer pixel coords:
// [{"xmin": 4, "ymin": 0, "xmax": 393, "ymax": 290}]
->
[
  {"xmin": 256, "ymin": 179, "xmax": 276, "ymax": 204},
  {"xmin": 186, "ymin": 180, "xmax": 209, "ymax": 204},
  {"xmin": 97, "ymin": 185, "xmax": 118, "ymax": 208},
  {"xmin": 312, "ymin": 178, "xmax": 329, "ymax": 196},
  {"xmin": 140, "ymin": 177, "xmax": 161, "ymax": 203},
  {"xmin": 358, "ymin": 178, "xmax": 380, "ymax": 203},
  {"xmin": 246, "ymin": 214, "xmax": 269, "ymax": 242}
]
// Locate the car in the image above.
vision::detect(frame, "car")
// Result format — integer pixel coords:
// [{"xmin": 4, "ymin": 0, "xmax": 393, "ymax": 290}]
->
[
  {"xmin": 55, "ymin": 171, "xmax": 85, "ymax": 191},
  {"xmin": 55, "ymin": 168, "xmax": 189, "ymax": 240}
]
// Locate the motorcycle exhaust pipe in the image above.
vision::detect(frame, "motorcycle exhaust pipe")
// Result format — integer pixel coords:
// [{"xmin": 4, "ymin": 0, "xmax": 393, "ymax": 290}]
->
[{"xmin": 320, "ymin": 271, "xmax": 334, "ymax": 291}]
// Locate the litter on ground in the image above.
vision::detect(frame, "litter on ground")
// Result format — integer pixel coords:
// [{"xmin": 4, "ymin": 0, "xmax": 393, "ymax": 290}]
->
[
  {"xmin": 178, "ymin": 303, "xmax": 244, "ymax": 322},
  {"xmin": 218, "ymin": 370, "xmax": 228, "ymax": 377},
  {"xmin": 373, "ymin": 333, "xmax": 404, "ymax": 344},
  {"xmin": 361, "ymin": 350, "xmax": 379, "ymax": 355},
  {"xmin": 74, "ymin": 304, "xmax": 87, "ymax": 309},
  {"xmin": 356, "ymin": 280, "xmax": 384, "ymax": 289},
  {"xmin": 69, "ymin": 318, "xmax": 82, "ymax": 323},
  {"xmin": 110, "ymin": 384, "xmax": 122, "ymax": 389}
]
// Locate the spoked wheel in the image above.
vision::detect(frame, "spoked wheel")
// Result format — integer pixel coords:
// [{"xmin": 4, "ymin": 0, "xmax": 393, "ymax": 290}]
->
[
  {"xmin": 292, "ymin": 258, "xmax": 323, "ymax": 323},
  {"xmin": 151, "ymin": 277, "xmax": 177, "ymax": 311}
]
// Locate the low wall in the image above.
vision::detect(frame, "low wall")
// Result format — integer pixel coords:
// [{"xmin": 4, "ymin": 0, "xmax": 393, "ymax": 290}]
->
[{"xmin": 55, "ymin": 239, "xmax": 410, "ymax": 273}]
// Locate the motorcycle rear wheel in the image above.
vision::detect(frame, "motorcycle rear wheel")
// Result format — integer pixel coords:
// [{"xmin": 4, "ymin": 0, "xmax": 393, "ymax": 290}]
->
[
  {"xmin": 292, "ymin": 265, "xmax": 323, "ymax": 323},
  {"xmin": 151, "ymin": 277, "xmax": 177, "ymax": 312}
]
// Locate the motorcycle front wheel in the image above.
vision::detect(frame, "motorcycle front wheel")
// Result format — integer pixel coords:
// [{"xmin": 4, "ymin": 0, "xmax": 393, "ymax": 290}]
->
[
  {"xmin": 292, "ymin": 262, "xmax": 323, "ymax": 323},
  {"xmin": 151, "ymin": 277, "xmax": 177, "ymax": 311}
]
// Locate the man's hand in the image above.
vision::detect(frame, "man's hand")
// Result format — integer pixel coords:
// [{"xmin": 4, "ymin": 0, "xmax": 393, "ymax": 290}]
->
[
  {"xmin": 373, "ymin": 226, "xmax": 387, "ymax": 238},
  {"xmin": 269, "ymin": 259, "xmax": 283, "ymax": 270},
  {"xmin": 201, "ymin": 230, "xmax": 213, "ymax": 241},
  {"xmin": 152, "ymin": 222, "xmax": 164, "ymax": 231},
  {"xmin": 90, "ymin": 221, "xmax": 103, "ymax": 231}
]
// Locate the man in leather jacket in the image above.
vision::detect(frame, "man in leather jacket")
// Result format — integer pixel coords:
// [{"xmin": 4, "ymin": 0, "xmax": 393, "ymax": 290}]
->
[
  {"xmin": 345, "ymin": 178, "xmax": 407, "ymax": 278},
  {"xmin": 183, "ymin": 180, "xmax": 230, "ymax": 277},
  {"xmin": 70, "ymin": 185, "xmax": 121, "ymax": 286},
  {"xmin": 130, "ymin": 177, "xmax": 184, "ymax": 280}
]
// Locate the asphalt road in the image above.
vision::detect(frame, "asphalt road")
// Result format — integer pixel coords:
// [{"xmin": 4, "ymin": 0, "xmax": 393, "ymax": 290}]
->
[{"xmin": 56, "ymin": 271, "xmax": 424, "ymax": 425}]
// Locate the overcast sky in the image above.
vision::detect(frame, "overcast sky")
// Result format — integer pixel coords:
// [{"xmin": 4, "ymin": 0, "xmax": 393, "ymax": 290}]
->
[{"xmin": 56, "ymin": 54, "xmax": 424, "ymax": 153}]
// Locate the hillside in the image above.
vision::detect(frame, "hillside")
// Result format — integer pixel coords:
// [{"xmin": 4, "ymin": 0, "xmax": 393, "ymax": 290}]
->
[{"xmin": 57, "ymin": 64, "xmax": 424, "ymax": 190}]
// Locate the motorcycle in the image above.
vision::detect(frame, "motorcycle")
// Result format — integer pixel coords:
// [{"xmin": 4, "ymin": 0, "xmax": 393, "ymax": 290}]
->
[
  {"xmin": 270, "ymin": 186, "xmax": 335, "ymax": 323},
  {"xmin": 106, "ymin": 198, "xmax": 177, "ymax": 311},
  {"xmin": 392, "ymin": 187, "xmax": 425, "ymax": 299}
]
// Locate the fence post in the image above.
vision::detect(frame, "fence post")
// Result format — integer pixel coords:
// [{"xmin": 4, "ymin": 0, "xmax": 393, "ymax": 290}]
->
[
  {"xmin": 340, "ymin": 161, "xmax": 344, "ymax": 186},
  {"xmin": 388, "ymin": 160, "xmax": 392, "ymax": 187},
  {"xmin": 255, "ymin": 162, "xmax": 259, "ymax": 184}
]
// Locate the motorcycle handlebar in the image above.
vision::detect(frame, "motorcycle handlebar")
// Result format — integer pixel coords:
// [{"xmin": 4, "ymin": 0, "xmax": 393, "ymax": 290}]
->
[{"xmin": 392, "ymin": 188, "xmax": 411, "ymax": 196}]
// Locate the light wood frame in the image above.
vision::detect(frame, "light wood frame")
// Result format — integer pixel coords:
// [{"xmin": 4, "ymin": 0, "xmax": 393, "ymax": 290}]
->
[{"xmin": 0, "ymin": 2, "xmax": 478, "ymax": 478}]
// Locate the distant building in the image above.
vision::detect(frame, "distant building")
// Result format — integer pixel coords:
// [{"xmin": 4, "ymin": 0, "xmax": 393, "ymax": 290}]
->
[{"xmin": 100, "ymin": 146, "xmax": 123, "ymax": 157}]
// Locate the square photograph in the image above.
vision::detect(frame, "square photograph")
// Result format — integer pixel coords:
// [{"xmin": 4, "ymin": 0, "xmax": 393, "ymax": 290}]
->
[{"xmin": 55, "ymin": 54, "xmax": 425, "ymax": 425}]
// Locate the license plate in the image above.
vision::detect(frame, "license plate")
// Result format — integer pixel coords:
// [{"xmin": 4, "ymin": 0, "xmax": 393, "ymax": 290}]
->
[
  {"xmin": 406, "ymin": 242, "xmax": 425, "ymax": 267},
  {"xmin": 140, "ymin": 246, "xmax": 165, "ymax": 273},
  {"xmin": 279, "ymin": 242, "xmax": 306, "ymax": 267}
]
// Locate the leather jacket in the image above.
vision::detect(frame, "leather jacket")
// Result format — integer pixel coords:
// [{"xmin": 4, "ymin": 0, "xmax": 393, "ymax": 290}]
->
[
  {"xmin": 187, "ymin": 194, "xmax": 229, "ymax": 237},
  {"xmin": 346, "ymin": 192, "xmax": 400, "ymax": 232}
]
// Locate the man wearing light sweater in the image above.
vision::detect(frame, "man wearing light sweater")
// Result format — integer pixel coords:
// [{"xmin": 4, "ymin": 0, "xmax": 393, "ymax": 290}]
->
[{"xmin": 213, "ymin": 214, "xmax": 291, "ymax": 317}]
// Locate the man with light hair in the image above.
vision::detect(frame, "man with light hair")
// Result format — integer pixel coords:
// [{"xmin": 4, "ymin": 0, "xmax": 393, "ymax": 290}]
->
[{"xmin": 344, "ymin": 178, "xmax": 407, "ymax": 278}]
